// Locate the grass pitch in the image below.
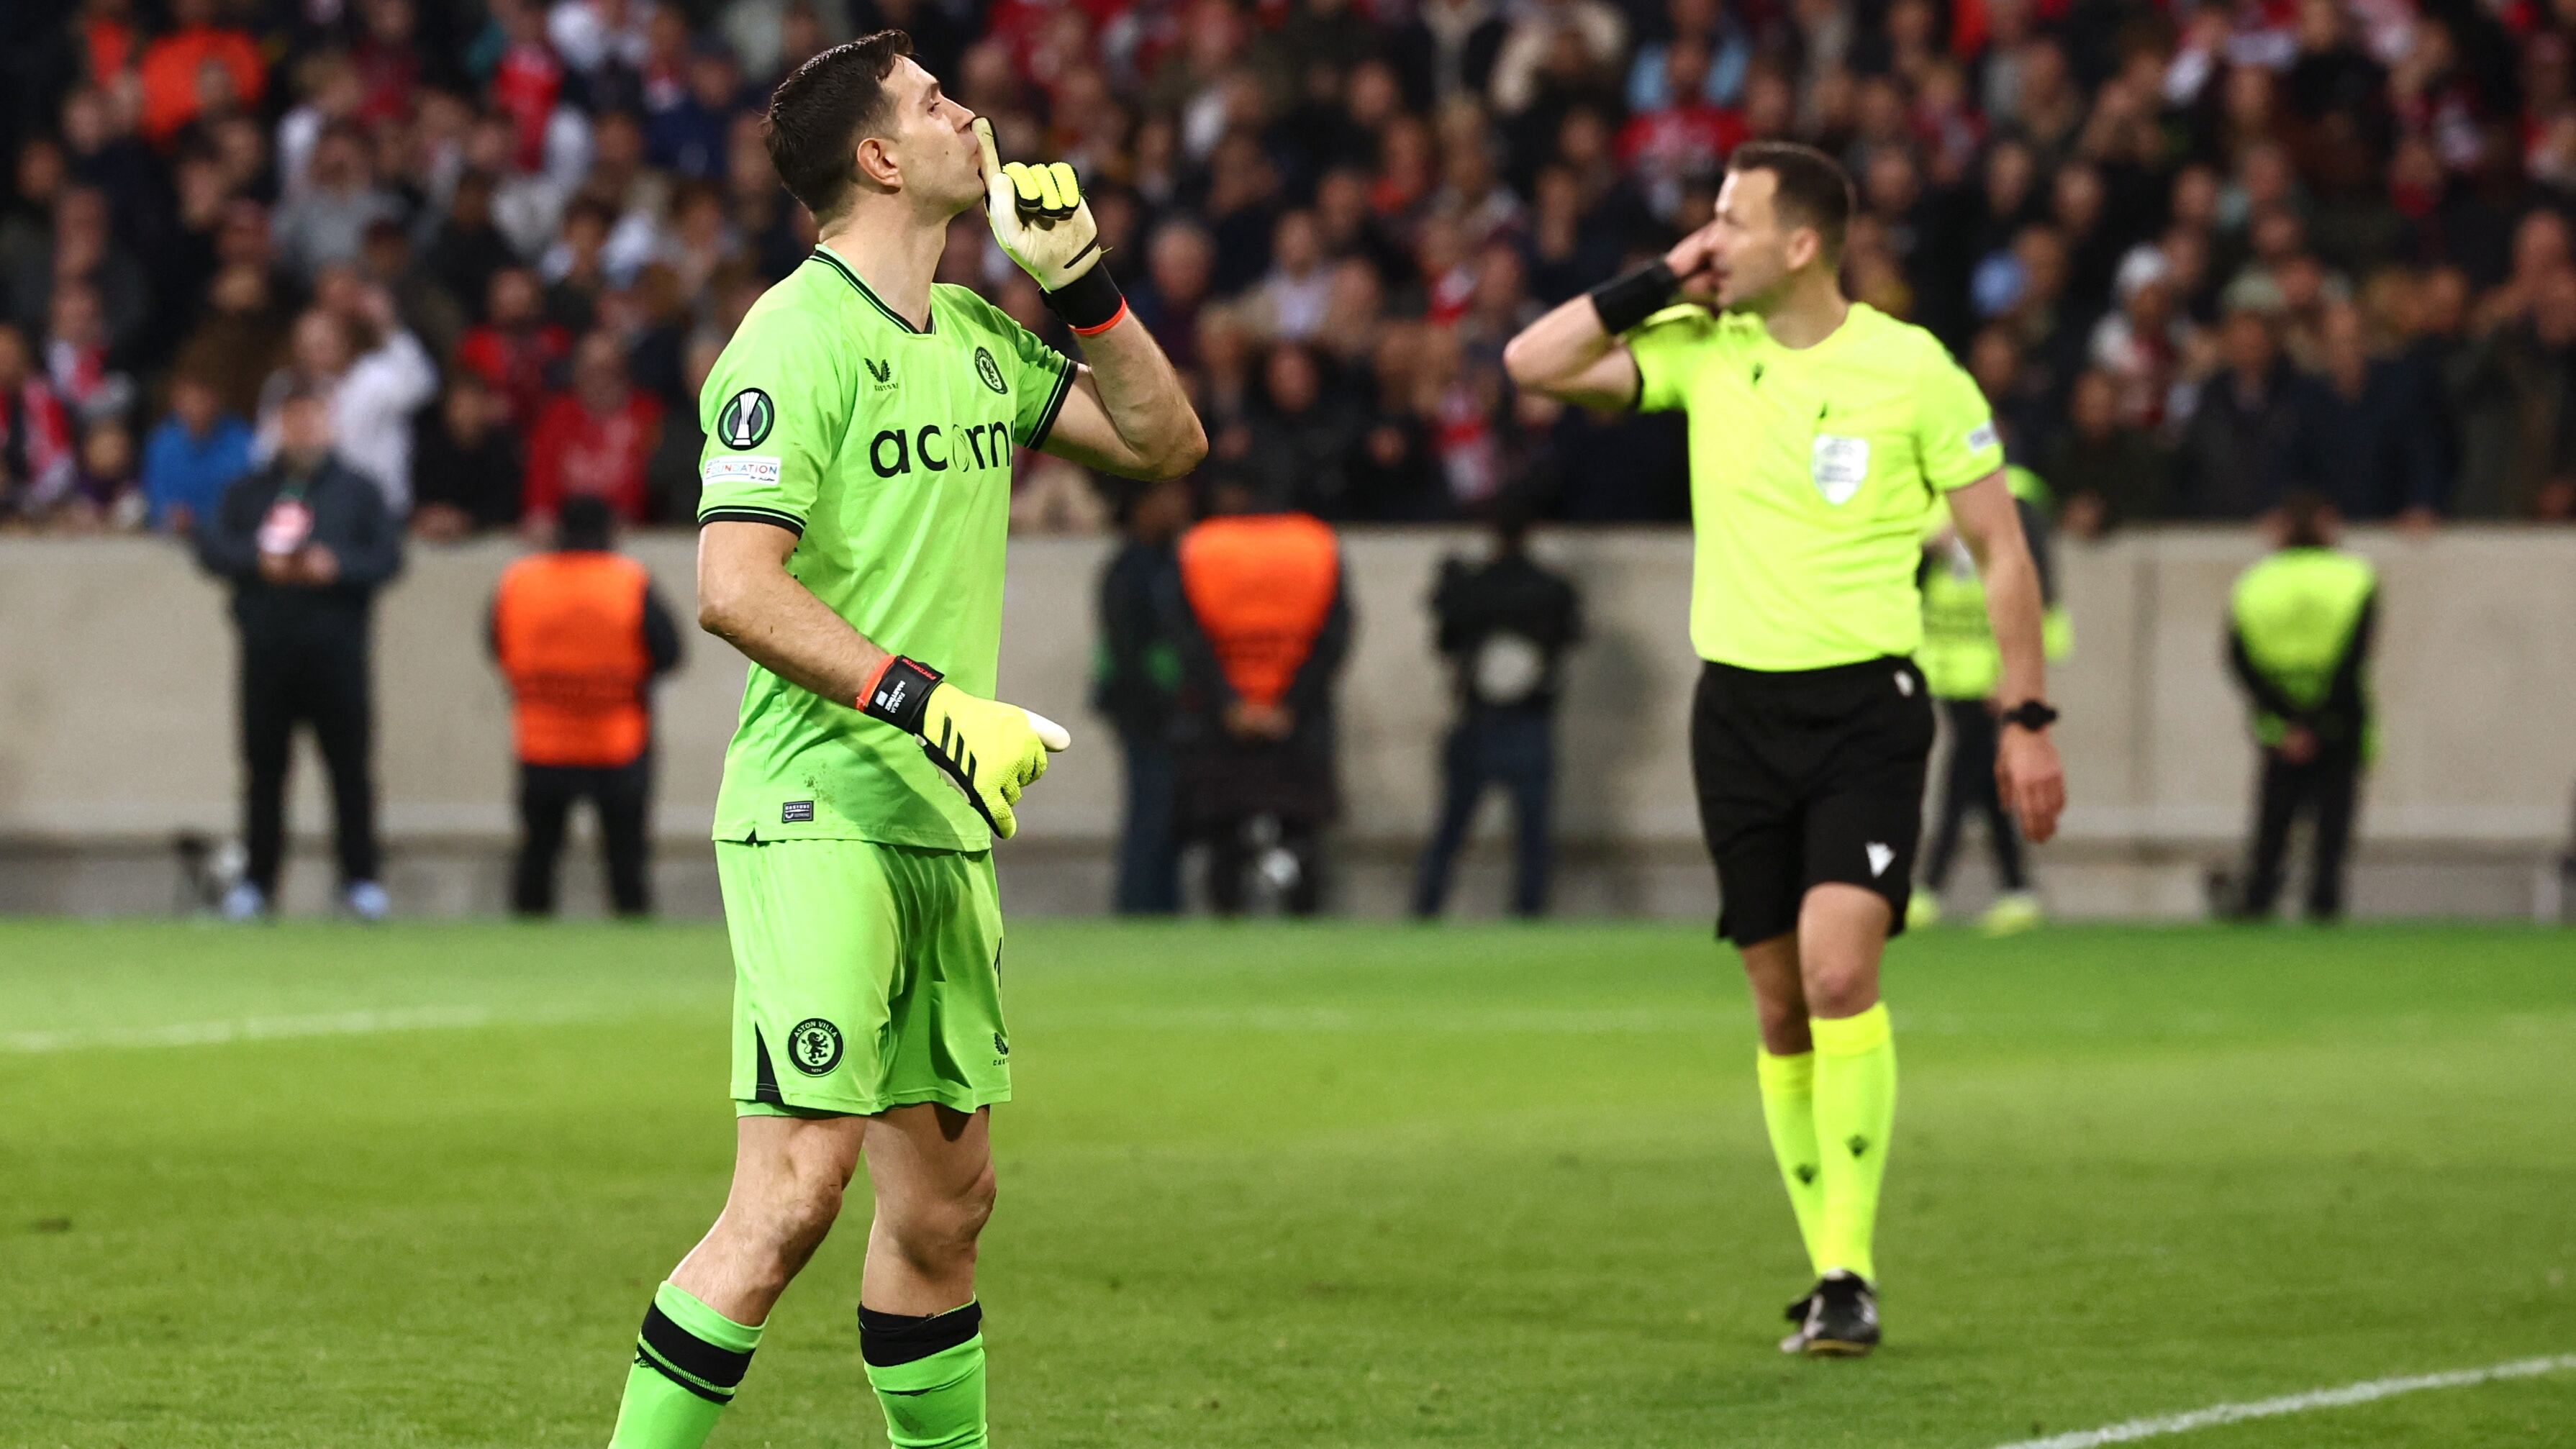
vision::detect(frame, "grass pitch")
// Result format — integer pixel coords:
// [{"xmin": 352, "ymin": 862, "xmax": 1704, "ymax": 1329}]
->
[{"xmin": 5, "ymin": 918, "xmax": 2572, "ymax": 1448}]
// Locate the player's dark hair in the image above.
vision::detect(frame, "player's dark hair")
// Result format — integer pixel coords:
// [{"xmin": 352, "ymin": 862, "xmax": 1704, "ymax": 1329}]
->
[
  {"xmin": 1728, "ymin": 141, "xmax": 1855, "ymax": 261},
  {"xmin": 2279, "ymin": 489, "xmax": 2336, "ymax": 549},
  {"xmin": 763, "ymin": 29, "xmax": 914, "ymax": 224},
  {"xmin": 558, "ymin": 494, "xmax": 617, "ymax": 552}
]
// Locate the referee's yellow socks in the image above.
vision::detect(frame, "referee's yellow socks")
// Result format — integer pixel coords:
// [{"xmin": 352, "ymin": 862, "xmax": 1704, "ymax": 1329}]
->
[
  {"xmin": 1754, "ymin": 1047, "xmax": 1826, "ymax": 1275},
  {"xmin": 1810, "ymin": 1002, "xmax": 1897, "ymax": 1283}
]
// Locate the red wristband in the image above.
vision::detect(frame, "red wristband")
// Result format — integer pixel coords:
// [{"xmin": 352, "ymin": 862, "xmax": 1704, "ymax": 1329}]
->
[{"xmin": 1069, "ymin": 297, "xmax": 1129, "ymax": 337}]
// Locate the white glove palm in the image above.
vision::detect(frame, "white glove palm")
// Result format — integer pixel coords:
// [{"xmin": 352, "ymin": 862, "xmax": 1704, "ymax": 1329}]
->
[{"xmin": 974, "ymin": 117, "xmax": 1104, "ymax": 292}]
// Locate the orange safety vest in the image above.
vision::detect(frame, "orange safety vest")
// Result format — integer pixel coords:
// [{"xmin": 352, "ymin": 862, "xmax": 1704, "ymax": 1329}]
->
[
  {"xmin": 1176, "ymin": 513, "xmax": 1341, "ymax": 709},
  {"xmin": 493, "ymin": 551, "xmax": 655, "ymax": 768}
]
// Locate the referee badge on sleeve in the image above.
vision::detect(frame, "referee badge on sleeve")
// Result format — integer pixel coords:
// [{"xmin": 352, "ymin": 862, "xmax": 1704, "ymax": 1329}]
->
[{"xmin": 1811, "ymin": 434, "xmax": 1871, "ymax": 506}]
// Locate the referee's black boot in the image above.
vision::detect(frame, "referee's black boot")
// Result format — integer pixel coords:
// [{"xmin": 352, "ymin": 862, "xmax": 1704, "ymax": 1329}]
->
[{"xmin": 1779, "ymin": 1271, "xmax": 1879, "ymax": 1357}]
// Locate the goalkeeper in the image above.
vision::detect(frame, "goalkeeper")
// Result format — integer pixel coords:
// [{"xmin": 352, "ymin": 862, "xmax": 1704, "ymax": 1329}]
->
[{"xmin": 599, "ymin": 32, "xmax": 1202, "ymax": 1449}]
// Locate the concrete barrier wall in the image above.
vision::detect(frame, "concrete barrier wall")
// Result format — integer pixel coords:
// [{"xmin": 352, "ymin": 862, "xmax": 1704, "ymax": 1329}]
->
[{"xmin": 4, "ymin": 527, "xmax": 2572, "ymax": 914}]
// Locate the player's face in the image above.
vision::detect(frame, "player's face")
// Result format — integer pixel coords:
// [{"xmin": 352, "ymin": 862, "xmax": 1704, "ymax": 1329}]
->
[
  {"xmin": 1707, "ymin": 170, "xmax": 1802, "ymax": 311},
  {"xmin": 883, "ymin": 58, "xmax": 984, "ymax": 215}
]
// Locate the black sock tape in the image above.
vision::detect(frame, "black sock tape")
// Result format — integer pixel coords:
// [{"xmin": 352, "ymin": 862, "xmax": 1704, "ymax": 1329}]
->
[{"xmin": 858, "ymin": 1301, "xmax": 984, "ymax": 1366}]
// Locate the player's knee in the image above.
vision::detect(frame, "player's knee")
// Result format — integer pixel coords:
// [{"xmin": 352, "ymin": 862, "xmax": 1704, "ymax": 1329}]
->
[
  {"xmin": 886, "ymin": 1167, "xmax": 996, "ymax": 1271},
  {"xmin": 764, "ymin": 1166, "xmax": 848, "ymax": 1258},
  {"xmin": 1802, "ymin": 962, "xmax": 1876, "ymax": 1019}
]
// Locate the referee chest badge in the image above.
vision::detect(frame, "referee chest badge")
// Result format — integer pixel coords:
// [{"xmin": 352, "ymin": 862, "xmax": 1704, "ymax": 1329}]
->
[{"xmin": 1810, "ymin": 434, "xmax": 1870, "ymax": 506}]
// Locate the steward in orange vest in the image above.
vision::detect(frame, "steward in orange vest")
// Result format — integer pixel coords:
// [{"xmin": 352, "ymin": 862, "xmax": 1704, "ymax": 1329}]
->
[
  {"xmin": 487, "ymin": 496, "xmax": 683, "ymax": 915},
  {"xmin": 1173, "ymin": 483, "xmax": 1352, "ymax": 914}
]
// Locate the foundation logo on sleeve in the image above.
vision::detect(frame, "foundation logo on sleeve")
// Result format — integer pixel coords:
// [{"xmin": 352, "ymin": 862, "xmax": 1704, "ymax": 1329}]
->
[
  {"xmin": 702, "ymin": 455, "xmax": 781, "ymax": 486},
  {"xmin": 1966, "ymin": 419, "xmax": 1999, "ymax": 453},
  {"xmin": 974, "ymin": 347, "xmax": 1008, "ymax": 395},
  {"xmin": 788, "ymin": 1018, "xmax": 844, "ymax": 1076},
  {"xmin": 717, "ymin": 388, "xmax": 776, "ymax": 448}
]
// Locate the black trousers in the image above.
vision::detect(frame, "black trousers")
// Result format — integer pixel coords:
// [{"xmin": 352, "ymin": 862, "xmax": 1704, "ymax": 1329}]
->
[
  {"xmin": 514, "ymin": 757, "xmax": 653, "ymax": 916},
  {"xmin": 2242, "ymin": 746, "xmax": 2362, "ymax": 919},
  {"xmin": 1412, "ymin": 708, "xmax": 1556, "ymax": 917},
  {"xmin": 240, "ymin": 625, "xmax": 378, "ymax": 895},
  {"xmin": 1922, "ymin": 697, "xmax": 2026, "ymax": 893}
]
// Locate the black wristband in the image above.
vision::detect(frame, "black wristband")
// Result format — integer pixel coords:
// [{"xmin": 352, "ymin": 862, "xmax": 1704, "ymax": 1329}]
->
[
  {"xmin": 859, "ymin": 655, "xmax": 943, "ymax": 733},
  {"xmin": 1999, "ymin": 699, "xmax": 2059, "ymax": 732},
  {"xmin": 1587, "ymin": 258, "xmax": 1681, "ymax": 335},
  {"xmin": 1042, "ymin": 261, "xmax": 1125, "ymax": 334}
]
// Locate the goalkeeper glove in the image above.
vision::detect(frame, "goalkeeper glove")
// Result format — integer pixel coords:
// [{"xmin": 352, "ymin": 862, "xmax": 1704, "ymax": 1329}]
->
[
  {"xmin": 861, "ymin": 656, "xmax": 1072, "ymax": 840},
  {"xmin": 974, "ymin": 117, "xmax": 1127, "ymax": 335}
]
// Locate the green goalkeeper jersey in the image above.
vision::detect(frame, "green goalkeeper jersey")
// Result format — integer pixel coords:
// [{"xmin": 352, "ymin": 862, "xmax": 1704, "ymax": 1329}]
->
[{"xmin": 696, "ymin": 245, "xmax": 1076, "ymax": 850}]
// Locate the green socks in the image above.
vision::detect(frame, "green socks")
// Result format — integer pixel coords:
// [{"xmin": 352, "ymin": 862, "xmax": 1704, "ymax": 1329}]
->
[
  {"xmin": 861, "ymin": 1301, "xmax": 988, "ymax": 1449},
  {"xmin": 1754, "ymin": 1047, "xmax": 1827, "ymax": 1274},
  {"xmin": 609, "ymin": 1281, "xmax": 763, "ymax": 1448},
  {"xmin": 1810, "ymin": 1002, "xmax": 1897, "ymax": 1282}
]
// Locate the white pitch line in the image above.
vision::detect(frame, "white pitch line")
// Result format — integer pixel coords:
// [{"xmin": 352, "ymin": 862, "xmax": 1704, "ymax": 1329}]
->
[
  {"xmin": 1, "ymin": 1005, "xmax": 501, "ymax": 1053},
  {"xmin": 1990, "ymin": 1353, "xmax": 2576, "ymax": 1449}
]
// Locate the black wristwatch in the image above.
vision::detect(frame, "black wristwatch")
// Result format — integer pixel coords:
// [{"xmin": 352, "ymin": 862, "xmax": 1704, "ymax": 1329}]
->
[{"xmin": 1999, "ymin": 699, "xmax": 2060, "ymax": 732}]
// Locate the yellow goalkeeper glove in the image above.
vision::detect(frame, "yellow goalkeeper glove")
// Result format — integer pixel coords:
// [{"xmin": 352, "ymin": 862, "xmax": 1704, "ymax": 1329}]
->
[
  {"xmin": 861, "ymin": 656, "xmax": 1072, "ymax": 840},
  {"xmin": 973, "ymin": 117, "xmax": 1127, "ymax": 334}
]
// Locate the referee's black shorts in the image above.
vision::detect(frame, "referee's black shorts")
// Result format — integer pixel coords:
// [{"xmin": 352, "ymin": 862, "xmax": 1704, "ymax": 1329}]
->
[{"xmin": 1690, "ymin": 655, "xmax": 1936, "ymax": 947}]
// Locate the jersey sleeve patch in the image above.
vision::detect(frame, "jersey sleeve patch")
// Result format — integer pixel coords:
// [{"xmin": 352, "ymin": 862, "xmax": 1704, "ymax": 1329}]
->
[
  {"xmin": 1916, "ymin": 350, "xmax": 2008, "ymax": 492},
  {"xmin": 702, "ymin": 455, "xmax": 783, "ymax": 486}
]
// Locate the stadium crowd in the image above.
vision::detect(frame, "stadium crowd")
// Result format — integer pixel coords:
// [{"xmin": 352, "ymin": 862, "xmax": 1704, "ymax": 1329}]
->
[{"xmin": 9, "ymin": 0, "xmax": 2576, "ymax": 536}]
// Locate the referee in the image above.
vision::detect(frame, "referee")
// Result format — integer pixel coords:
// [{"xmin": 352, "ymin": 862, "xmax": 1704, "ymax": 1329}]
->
[{"xmin": 1504, "ymin": 142, "xmax": 2064, "ymax": 1355}]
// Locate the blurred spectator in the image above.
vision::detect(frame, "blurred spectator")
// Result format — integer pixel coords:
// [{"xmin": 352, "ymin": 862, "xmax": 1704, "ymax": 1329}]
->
[
  {"xmin": 457, "ymin": 265, "xmax": 574, "ymax": 432},
  {"xmin": 1174, "ymin": 479, "xmax": 1352, "ymax": 916},
  {"xmin": 643, "ymin": 332, "xmax": 722, "ymax": 524},
  {"xmin": 2044, "ymin": 369, "xmax": 2169, "ymax": 540},
  {"xmin": 646, "ymin": 43, "xmax": 749, "ymax": 180},
  {"xmin": 67, "ymin": 419, "xmax": 140, "ymax": 527},
  {"xmin": 489, "ymin": 494, "xmax": 683, "ymax": 917},
  {"xmin": 1411, "ymin": 500, "xmax": 1582, "ymax": 919},
  {"xmin": 0, "ymin": 323, "xmax": 77, "ymax": 519},
  {"xmin": 1241, "ymin": 342, "xmax": 1361, "ymax": 514},
  {"xmin": 176, "ymin": 261, "xmax": 292, "ymax": 421},
  {"xmin": 139, "ymin": 0, "xmax": 266, "ymax": 147},
  {"xmin": 42, "ymin": 278, "xmax": 135, "ymax": 427},
  {"xmin": 255, "ymin": 291, "xmax": 437, "ymax": 514},
  {"xmin": 141, "ymin": 371, "xmax": 253, "ymax": 534},
  {"xmin": 422, "ymin": 171, "xmax": 519, "ymax": 329},
  {"xmin": 2303, "ymin": 301, "xmax": 2446, "ymax": 523},
  {"xmin": 412, "ymin": 372, "xmax": 526, "ymax": 541},
  {"xmin": 1627, "ymin": 0, "xmax": 1747, "ymax": 112},
  {"xmin": 523, "ymin": 330, "xmax": 663, "ymax": 526},
  {"xmin": 271, "ymin": 122, "xmax": 402, "ymax": 283},
  {"xmin": 2174, "ymin": 305, "xmax": 2309, "ymax": 520},
  {"xmin": 2446, "ymin": 267, "xmax": 2576, "ymax": 520},
  {"xmin": 6, "ymin": 187, "xmax": 150, "ymax": 365},
  {"xmin": 1092, "ymin": 476, "xmax": 1194, "ymax": 916},
  {"xmin": 1245, "ymin": 210, "xmax": 1335, "ymax": 342},
  {"xmin": 194, "ymin": 383, "xmax": 402, "ymax": 922}
]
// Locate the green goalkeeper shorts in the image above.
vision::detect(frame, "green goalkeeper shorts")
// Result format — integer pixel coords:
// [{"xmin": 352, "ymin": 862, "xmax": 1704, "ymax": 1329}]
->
[{"xmin": 716, "ymin": 837, "xmax": 1011, "ymax": 1118}]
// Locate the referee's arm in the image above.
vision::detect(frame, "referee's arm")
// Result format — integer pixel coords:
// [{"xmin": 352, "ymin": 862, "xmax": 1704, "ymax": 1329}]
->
[
  {"xmin": 1503, "ymin": 229, "xmax": 1723, "ymax": 409},
  {"xmin": 1947, "ymin": 473, "xmax": 2068, "ymax": 842}
]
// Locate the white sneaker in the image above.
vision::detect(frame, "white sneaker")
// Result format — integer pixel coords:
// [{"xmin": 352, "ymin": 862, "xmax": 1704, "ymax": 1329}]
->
[
  {"xmin": 343, "ymin": 881, "xmax": 391, "ymax": 922},
  {"xmin": 219, "ymin": 881, "xmax": 268, "ymax": 922}
]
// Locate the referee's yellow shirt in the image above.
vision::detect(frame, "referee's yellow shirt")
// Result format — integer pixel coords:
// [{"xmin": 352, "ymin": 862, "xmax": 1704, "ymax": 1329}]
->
[{"xmin": 1628, "ymin": 301, "xmax": 2004, "ymax": 672}]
